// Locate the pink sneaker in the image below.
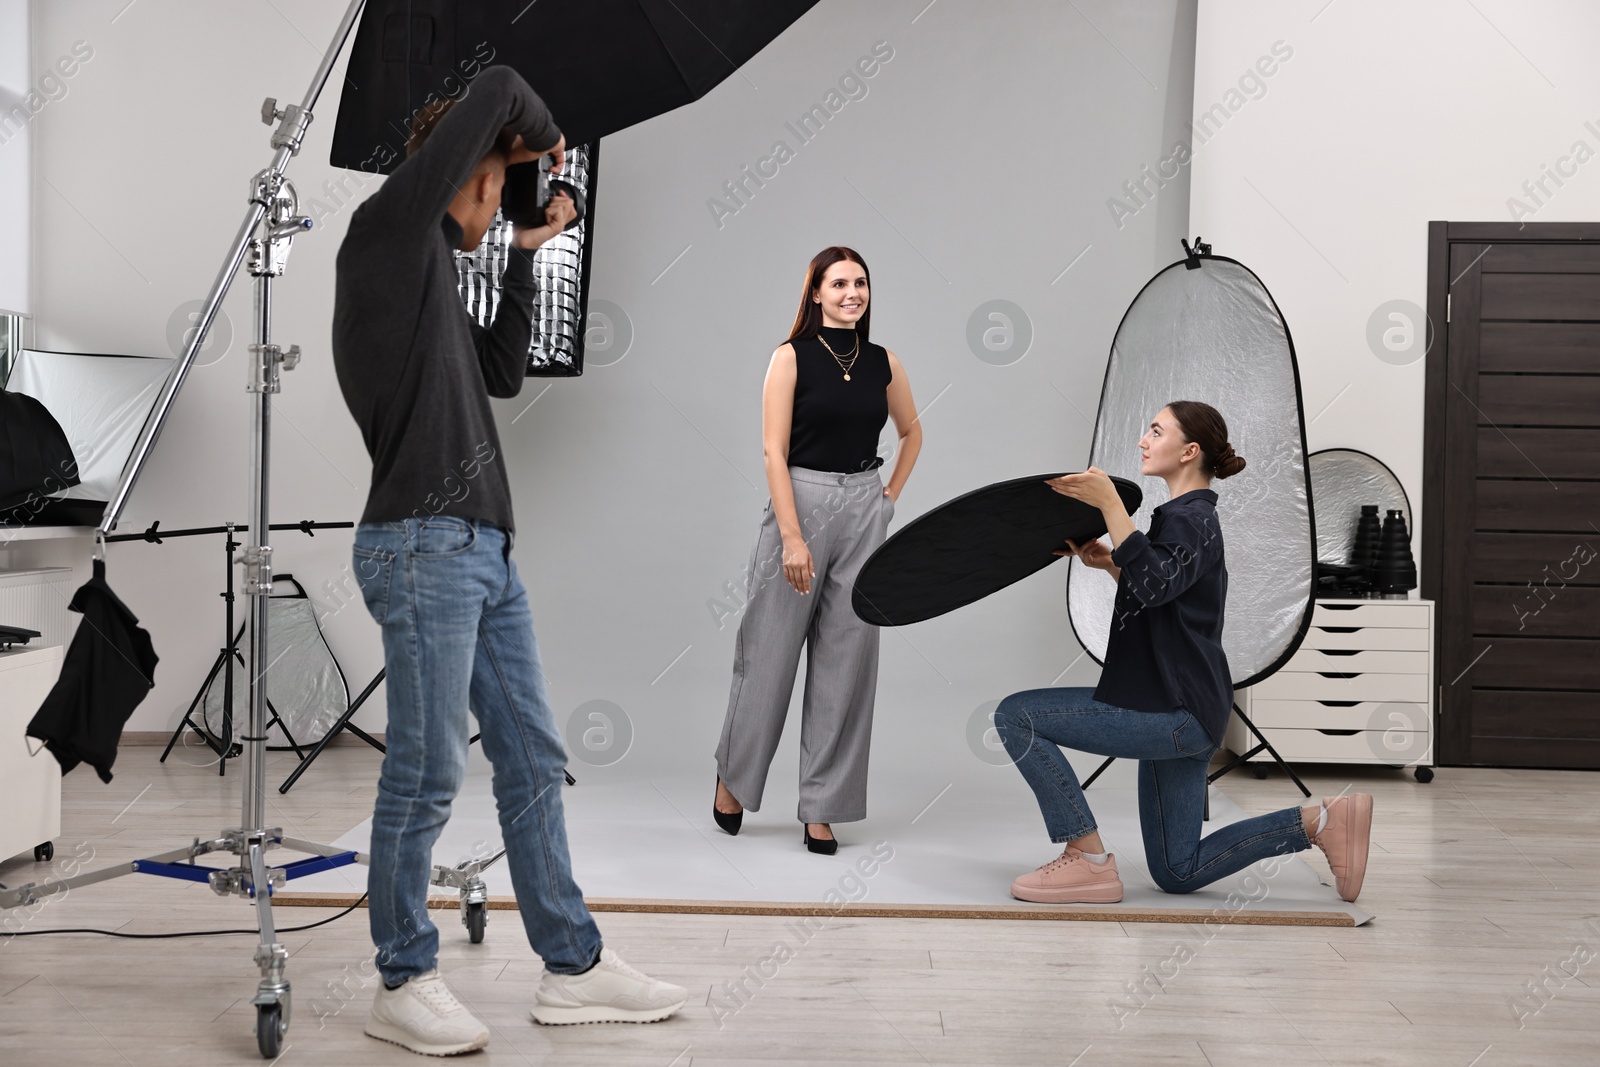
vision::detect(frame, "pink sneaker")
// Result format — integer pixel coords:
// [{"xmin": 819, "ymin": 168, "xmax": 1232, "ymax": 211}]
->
[
  {"xmin": 1010, "ymin": 847, "xmax": 1124, "ymax": 904},
  {"xmin": 1311, "ymin": 793, "xmax": 1373, "ymax": 902}
]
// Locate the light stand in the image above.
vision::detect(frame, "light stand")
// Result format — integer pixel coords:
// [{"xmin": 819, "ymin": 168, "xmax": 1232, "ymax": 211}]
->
[{"xmin": 0, "ymin": 3, "xmax": 502, "ymax": 1057}]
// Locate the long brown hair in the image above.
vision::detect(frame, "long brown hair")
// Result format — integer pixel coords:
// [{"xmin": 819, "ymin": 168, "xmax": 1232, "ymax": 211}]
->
[
  {"xmin": 1167, "ymin": 400, "xmax": 1247, "ymax": 479},
  {"xmin": 786, "ymin": 246, "xmax": 871, "ymax": 343}
]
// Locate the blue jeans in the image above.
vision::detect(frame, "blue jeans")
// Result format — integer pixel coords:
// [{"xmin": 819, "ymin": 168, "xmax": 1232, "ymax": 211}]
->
[
  {"xmin": 353, "ymin": 517, "xmax": 602, "ymax": 982},
  {"xmin": 994, "ymin": 687, "xmax": 1311, "ymax": 894}
]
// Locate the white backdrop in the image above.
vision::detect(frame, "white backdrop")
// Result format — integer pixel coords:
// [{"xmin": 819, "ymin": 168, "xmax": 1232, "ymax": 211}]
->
[{"xmin": 26, "ymin": 0, "xmax": 1200, "ymax": 786}]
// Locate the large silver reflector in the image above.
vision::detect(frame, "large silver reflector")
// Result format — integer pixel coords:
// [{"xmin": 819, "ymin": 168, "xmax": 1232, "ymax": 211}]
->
[
  {"xmin": 1067, "ymin": 255, "xmax": 1315, "ymax": 687},
  {"xmin": 457, "ymin": 144, "xmax": 596, "ymax": 376}
]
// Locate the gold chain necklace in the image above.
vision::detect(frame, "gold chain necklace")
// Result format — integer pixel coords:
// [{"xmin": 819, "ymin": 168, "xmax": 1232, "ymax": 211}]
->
[{"xmin": 817, "ymin": 332, "xmax": 861, "ymax": 381}]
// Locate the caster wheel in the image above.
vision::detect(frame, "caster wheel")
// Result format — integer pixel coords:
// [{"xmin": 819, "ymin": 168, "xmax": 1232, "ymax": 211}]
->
[
  {"xmin": 34, "ymin": 842, "xmax": 53, "ymax": 862},
  {"xmin": 256, "ymin": 1002, "xmax": 286, "ymax": 1059},
  {"xmin": 464, "ymin": 900, "xmax": 487, "ymax": 944},
  {"xmin": 1251, "ymin": 764, "xmax": 1270, "ymax": 780},
  {"xmin": 1414, "ymin": 766, "xmax": 1434, "ymax": 783}
]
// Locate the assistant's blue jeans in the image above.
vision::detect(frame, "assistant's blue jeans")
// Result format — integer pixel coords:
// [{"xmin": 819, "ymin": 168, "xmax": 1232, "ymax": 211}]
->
[
  {"xmin": 994, "ymin": 687, "xmax": 1311, "ymax": 894},
  {"xmin": 353, "ymin": 517, "xmax": 602, "ymax": 982}
]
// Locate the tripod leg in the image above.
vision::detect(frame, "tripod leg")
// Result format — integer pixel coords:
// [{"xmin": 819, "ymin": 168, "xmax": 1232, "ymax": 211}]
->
[
  {"xmin": 162, "ymin": 647, "xmax": 233, "ymax": 764},
  {"xmin": 1214, "ymin": 703, "xmax": 1312, "ymax": 800},
  {"xmin": 1241, "ymin": 713, "xmax": 1313, "ymax": 799},
  {"xmin": 264, "ymin": 699, "xmax": 308, "ymax": 761},
  {"xmin": 279, "ymin": 668, "xmax": 385, "ymax": 794},
  {"xmin": 340, "ymin": 670, "xmax": 388, "ymax": 753},
  {"xmin": 1081, "ymin": 756, "xmax": 1116, "ymax": 790},
  {"xmin": 343, "ymin": 723, "xmax": 386, "ymax": 753}
]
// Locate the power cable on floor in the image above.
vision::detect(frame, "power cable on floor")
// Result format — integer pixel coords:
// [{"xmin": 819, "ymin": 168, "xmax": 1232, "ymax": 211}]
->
[{"xmin": 2, "ymin": 893, "xmax": 368, "ymax": 939}]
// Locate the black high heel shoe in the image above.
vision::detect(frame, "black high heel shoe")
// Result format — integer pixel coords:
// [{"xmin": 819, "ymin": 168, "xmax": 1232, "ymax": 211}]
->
[
  {"xmin": 803, "ymin": 824, "xmax": 837, "ymax": 855},
  {"xmin": 713, "ymin": 779, "xmax": 742, "ymax": 836}
]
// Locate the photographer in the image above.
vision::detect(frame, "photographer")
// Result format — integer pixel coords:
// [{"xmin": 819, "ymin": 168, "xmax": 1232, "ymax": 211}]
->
[{"xmin": 331, "ymin": 66, "xmax": 685, "ymax": 1056}]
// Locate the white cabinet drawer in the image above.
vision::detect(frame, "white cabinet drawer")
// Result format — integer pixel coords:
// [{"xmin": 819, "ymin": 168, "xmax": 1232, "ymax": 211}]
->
[
  {"xmin": 1251, "ymin": 671, "xmax": 1431, "ymax": 703},
  {"xmin": 0, "ymin": 645, "xmax": 64, "ymax": 863},
  {"xmin": 1257, "ymin": 726, "xmax": 1431, "ymax": 764},
  {"xmin": 1303, "ymin": 625, "xmax": 1430, "ymax": 651},
  {"xmin": 1251, "ymin": 699, "xmax": 1428, "ymax": 731},
  {"xmin": 1283, "ymin": 648, "xmax": 1429, "ymax": 674},
  {"xmin": 1312, "ymin": 602, "xmax": 1430, "ymax": 628}
]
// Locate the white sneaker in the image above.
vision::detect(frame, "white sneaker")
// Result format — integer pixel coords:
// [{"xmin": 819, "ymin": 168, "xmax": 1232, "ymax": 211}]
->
[
  {"xmin": 530, "ymin": 947, "xmax": 688, "ymax": 1025},
  {"xmin": 365, "ymin": 969, "xmax": 490, "ymax": 1056}
]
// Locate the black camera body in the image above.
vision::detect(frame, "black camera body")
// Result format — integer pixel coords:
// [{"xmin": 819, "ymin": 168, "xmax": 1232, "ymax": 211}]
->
[{"xmin": 501, "ymin": 155, "xmax": 585, "ymax": 232}]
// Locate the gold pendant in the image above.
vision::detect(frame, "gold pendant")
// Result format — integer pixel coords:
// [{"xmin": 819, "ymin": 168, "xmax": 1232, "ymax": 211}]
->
[{"xmin": 843, "ymin": 373, "xmax": 851, "ymax": 381}]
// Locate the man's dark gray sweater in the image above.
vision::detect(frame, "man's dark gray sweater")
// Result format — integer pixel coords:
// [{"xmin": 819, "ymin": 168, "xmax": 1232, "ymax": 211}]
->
[{"xmin": 332, "ymin": 66, "xmax": 561, "ymax": 534}]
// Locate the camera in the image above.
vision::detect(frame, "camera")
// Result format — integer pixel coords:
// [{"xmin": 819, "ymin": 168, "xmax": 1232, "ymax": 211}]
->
[{"xmin": 501, "ymin": 155, "xmax": 585, "ymax": 232}]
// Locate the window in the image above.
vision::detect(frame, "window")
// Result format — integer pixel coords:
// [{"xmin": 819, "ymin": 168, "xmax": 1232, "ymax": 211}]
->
[{"xmin": 0, "ymin": 311, "xmax": 24, "ymax": 385}]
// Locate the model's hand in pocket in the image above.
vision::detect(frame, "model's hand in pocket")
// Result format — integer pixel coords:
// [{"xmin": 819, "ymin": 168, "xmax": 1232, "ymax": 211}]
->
[{"xmin": 783, "ymin": 538, "xmax": 815, "ymax": 595}]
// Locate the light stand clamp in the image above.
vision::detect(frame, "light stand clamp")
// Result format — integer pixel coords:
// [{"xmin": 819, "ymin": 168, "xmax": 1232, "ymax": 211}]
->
[
  {"xmin": 246, "ymin": 344, "xmax": 300, "ymax": 394},
  {"xmin": 260, "ymin": 96, "xmax": 313, "ymax": 155}
]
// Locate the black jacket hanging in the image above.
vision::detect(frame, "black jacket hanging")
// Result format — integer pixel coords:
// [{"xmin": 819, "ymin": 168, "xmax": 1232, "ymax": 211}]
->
[{"xmin": 26, "ymin": 560, "xmax": 158, "ymax": 783}]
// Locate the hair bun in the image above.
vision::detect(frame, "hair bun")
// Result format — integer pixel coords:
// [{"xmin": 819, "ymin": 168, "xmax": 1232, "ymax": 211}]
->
[{"xmin": 1214, "ymin": 442, "xmax": 1246, "ymax": 479}]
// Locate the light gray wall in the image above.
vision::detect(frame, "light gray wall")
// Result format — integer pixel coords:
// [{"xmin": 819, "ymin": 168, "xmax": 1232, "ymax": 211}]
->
[
  {"xmin": 0, "ymin": 0, "xmax": 29, "ymax": 314},
  {"xmin": 1191, "ymin": 0, "xmax": 1600, "ymax": 569},
  {"xmin": 29, "ymin": 0, "xmax": 1196, "ymax": 782}
]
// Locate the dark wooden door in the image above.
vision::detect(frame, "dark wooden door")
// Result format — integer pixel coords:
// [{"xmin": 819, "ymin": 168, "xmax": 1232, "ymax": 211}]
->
[{"xmin": 1426, "ymin": 223, "xmax": 1600, "ymax": 768}]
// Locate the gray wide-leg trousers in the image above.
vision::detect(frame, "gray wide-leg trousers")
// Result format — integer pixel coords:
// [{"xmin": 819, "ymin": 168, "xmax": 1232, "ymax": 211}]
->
[{"xmin": 715, "ymin": 466, "xmax": 891, "ymax": 823}]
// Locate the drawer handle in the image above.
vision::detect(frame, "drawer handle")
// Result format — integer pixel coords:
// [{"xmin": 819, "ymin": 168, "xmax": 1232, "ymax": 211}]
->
[
  {"xmin": 1317, "ymin": 672, "xmax": 1361, "ymax": 679},
  {"xmin": 1316, "ymin": 729, "xmax": 1361, "ymax": 736},
  {"xmin": 1316, "ymin": 700, "xmax": 1361, "ymax": 707},
  {"xmin": 1321, "ymin": 604, "xmax": 1361, "ymax": 611},
  {"xmin": 1317, "ymin": 626, "xmax": 1361, "ymax": 633},
  {"xmin": 1317, "ymin": 649, "xmax": 1362, "ymax": 657}
]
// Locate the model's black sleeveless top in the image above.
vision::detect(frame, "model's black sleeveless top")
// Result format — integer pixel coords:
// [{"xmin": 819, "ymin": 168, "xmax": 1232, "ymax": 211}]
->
[{"xmin": 786, "ymin": 326, "xmax": 893, "ymax": 473}]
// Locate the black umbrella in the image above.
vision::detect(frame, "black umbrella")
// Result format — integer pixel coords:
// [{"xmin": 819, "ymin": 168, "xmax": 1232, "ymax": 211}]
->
[
  {"xmin": 0, "ymin": 389, "xmax": 80, "ymax": 518},
  {"xmin": 330, "ymin": 0, "xmax": 820, "ymax": 172},
  {"xmin": 26, "ymin": 560, "xmax": 158, "ymax": 784}
]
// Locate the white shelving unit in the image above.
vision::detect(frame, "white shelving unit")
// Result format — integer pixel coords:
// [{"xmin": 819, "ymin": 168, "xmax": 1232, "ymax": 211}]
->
[
  {"xmin": 1228, "ymin": 597, "xmax": 1435, "ymax": 782},
  {"xmin": 0, "ymin": 644, "xmax": 64, "ymax": 863},
  {"xmin": 0, "ymin": 530, "xmax": 93, "ymax": 864}
]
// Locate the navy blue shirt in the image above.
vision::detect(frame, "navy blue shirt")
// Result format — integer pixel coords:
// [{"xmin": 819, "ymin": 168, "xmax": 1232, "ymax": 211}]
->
[{"xmin": 1093, "ymin": 488, "xmax": 1234, "ymax": 744}]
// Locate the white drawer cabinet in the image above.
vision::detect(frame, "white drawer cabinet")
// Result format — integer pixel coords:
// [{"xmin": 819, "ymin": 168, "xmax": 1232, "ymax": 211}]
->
[
  {"xmin": 1227, "ymin": 598, "xmax": 1435, "ymax": 782},
  {"xmin": 0, "ymin": 645, "xmax": 65, "ymax": 862}
]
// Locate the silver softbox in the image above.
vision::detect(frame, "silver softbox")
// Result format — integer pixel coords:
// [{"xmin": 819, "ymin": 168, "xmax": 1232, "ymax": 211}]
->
[
  {"xmin": 4, "ymin": 349, "xmax": 175, "ymax": 524},
  {"xmin": 1067, "ymin": 255, "xmax": 1315, "ymax": 687},
  {"xmin": 456, "ymin": 144, "xmax": 596, "ymax": 375}
]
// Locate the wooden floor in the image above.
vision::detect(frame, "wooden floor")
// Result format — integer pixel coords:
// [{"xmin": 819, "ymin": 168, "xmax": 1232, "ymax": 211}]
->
[{"xmin": 2, "ymin": 746, "xmax": 1597, "ymax": 1066}]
